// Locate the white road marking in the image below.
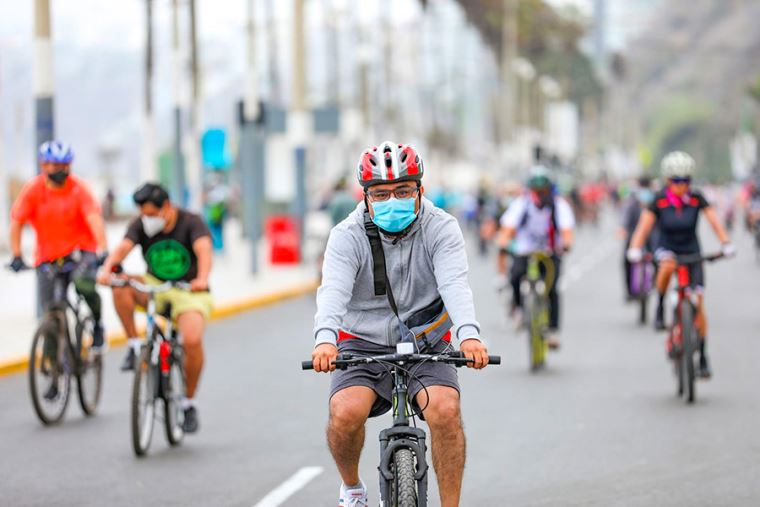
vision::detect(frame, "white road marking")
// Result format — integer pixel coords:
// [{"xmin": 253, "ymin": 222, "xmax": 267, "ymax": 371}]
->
[
  {"xmin": 252, "ymin": 466, "xmax": 324, "ymax": 507},
  {"xmin": 559, "ymin": 241, "xmax": 618, "ymax": 292}
]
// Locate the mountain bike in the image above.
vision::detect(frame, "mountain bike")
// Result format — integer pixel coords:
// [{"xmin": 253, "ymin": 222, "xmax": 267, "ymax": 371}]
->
[
  {"xmin": 109, "ymin": 277, "xmax": 188, "ymax": 456},
  {"xmin": 302, "ymin": 344, "xmax": 500, "ymax": 507},
  {"xmin": 11, "ymin": 257, "xmax": 103, "ymax": 425},
  {"xmin": 630, "ymin": 255, "xmax": 655, "ymax": 325},
  {"xmin": 521, "ymin": 252, "xmax": 555, "ymax": 371},
  {"xmin": 667, "ymin": 252, "xmax": 723, "ymax": 404}
]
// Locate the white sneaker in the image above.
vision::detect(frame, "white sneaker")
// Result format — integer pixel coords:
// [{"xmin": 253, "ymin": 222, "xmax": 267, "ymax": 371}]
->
[{"xmin": 339, "ymin": 481, "xmax": 368, "ymax": 507}]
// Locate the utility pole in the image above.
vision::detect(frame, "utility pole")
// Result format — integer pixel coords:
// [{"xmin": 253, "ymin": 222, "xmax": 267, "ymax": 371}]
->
[
  {"xmin": 170, "ymin": 0, "xmax": 186, "ymax": 204},
  {"xmin": 34, "ymin": 0, "xmax": 54, "ymax": 168},
  {"xmin": 240, "ymin": 0, "xmax": 266, "ymax": 273},
  {"xmin": 264, "ymin": 0, "xmax": 281, "ymax": 105},
  {"xmin": 291, "ymin": 0, "xmax": 309, "ymax": 254},
  {"xmin": 500, "ymin": 0, "xmax": 517, "ymax": 148},
  {"xmin": 186, "ymin": 0, "xmax": 202, "ymax": 210},
  {"xmin": 140, "ymin": 0, "xmax": 156, "ymax": 184},
  {"xmin": 0, "ymin": 51, "xmax": 8, "ymax": 250}
]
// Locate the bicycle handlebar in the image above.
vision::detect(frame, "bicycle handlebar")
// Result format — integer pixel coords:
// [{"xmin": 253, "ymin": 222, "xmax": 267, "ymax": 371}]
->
[
  {"xmin": 107, "ymin": 276, "xmax": 192, "ymax": 293},
  {"xmin": 301, "ymin": 351, "xmax": 501, "ymax": 370},
  {"xmin": 674, "ymin": 252, "xmax": 724, "ymax": 265}
]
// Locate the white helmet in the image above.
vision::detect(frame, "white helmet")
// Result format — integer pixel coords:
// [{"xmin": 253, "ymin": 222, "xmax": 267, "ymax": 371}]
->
[{"xmin": 661, "ymin": 151, "xmax": 695, "ymax": 179}]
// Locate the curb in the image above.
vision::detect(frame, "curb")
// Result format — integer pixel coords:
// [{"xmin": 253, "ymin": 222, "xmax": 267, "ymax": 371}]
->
[{"xmin": 0, "ymin": 280, "xmax": 318, "ymax": 378}]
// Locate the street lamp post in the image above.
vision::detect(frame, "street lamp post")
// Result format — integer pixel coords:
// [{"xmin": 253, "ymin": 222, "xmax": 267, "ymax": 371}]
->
[
  {"xmin": 290, "ymin": 0, "xmax": 310, "ymax": 254},
  {"xmin": 34, "ymin": 0, "xmax": 55, "ymax": 168}
]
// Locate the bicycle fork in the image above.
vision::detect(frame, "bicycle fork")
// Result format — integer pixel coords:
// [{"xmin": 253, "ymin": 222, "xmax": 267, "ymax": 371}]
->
[{"xmin": 378, "ymin": 426, "xmax": 429, "ymax": 507}]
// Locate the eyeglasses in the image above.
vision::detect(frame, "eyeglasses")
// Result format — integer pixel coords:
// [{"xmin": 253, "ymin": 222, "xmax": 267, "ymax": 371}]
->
[
  {"xmin": 366, "ymin": 186, "xmax": 420, "ymax": 202},
  {"xmin": 670, "ymin": 177, "xmax": 691, "ymax": 184}
]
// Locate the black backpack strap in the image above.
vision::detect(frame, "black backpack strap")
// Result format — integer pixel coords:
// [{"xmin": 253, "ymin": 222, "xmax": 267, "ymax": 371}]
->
[{"xmin": 363, "ymin": 210, "xmax": 399, "ymax": 317}]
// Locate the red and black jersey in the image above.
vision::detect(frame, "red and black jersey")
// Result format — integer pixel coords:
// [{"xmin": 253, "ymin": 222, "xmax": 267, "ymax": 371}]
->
[{"xmin": 648, "ymin": 189, "xmax": 709, "ymax": 254}]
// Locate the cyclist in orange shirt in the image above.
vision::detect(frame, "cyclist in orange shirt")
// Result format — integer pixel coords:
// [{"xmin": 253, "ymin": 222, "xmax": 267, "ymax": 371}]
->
[{"xmin": 9, "ymin": 141, "xmax": 109, "ymax": 352}]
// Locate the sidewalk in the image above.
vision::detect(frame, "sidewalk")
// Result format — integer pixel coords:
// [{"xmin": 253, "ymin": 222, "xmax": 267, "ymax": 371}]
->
[{"xmin": 0, "ymin": 219, "xmax": 318, "ymax": 368}]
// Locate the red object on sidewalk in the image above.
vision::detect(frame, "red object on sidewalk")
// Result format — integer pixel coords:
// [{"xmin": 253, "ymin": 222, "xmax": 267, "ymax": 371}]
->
[{"xmin": 266, "ymin": 216, "xmax": 301, "ymax": 264}]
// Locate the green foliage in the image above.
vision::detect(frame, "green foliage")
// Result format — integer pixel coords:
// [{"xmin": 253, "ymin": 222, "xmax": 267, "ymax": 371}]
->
[
  {"xmin": 451, "ymin": 0, "xmax": 603, "ymax": 107},
  {"xmin": 748, "ymin": 75, "xmax": 760, "ymax": 104}
]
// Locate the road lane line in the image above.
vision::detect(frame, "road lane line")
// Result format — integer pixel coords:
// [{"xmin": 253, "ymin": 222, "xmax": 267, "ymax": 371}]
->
[{"xmin": 252, "ymin": 466, "xmax": 324, "ymax": 507}]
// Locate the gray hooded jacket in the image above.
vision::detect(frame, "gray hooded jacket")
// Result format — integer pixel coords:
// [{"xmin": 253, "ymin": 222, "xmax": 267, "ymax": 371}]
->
[{"xmin": 314, "ymin": 198, "xmax": 481, "ymax": 348}]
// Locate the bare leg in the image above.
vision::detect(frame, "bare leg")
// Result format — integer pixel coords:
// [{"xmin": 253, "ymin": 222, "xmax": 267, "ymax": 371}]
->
[
  {"xmin": 655, "ymin": 258, "xmax": 676, "ymax": 295},
  {"xmin": 417, "ymin": 386, "xmax": 465, "ymax": 507},
  {"xmin": 111, "ymin": 284, "xmax": 148, "ymax": 337},
  {"xmin": 327, "ymin": 386, "xmax": 376, "ymax": 486},
  {"xmin": 177, "ymin": 311, "xmax": 205, "ymax": 399}
]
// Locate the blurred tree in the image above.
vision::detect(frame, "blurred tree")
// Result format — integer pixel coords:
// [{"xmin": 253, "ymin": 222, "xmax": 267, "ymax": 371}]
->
[{"xmin": 438, "ymin": 0, "xmax": 603, "ymax": 107}]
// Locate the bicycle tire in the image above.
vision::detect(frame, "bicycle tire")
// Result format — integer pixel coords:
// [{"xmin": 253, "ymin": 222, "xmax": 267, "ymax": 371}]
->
[
  {"xmin": 28, "ymin": 316, "xmax": 71, "ymax": 425},
  {"xmin": 391, "ymin": 448, "xmax": 418, "ymax": 507},
  {"xmin": 132, "ymin": 345, "xmax": 157, "ymax": 456},
  {"xmin": 679, "ymin": 301, "xmax": 697, "ymax": 403},
  {"xmin": 639, "ymin": 293, "xmax": 647, "ymax": 325},
  {"xmin": 164, "ymin": 343, "xmax": 185, "ymax": 446},
  {"xmin": 75, "ymin": 316, "xmax": 102, "ymax": 416}
]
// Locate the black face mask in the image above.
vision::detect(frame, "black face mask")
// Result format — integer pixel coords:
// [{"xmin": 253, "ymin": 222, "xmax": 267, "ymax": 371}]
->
[
  {"xmin": 47, "ymin": 170, "xmax": 69, "ymax": 185},
  {"xmin": 536, "ymin": 192, "xmax": 553, "ymax": 209}
]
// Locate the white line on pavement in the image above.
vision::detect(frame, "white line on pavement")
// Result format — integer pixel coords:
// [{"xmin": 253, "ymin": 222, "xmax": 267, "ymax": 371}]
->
[
  {"xmin": 252, "ymin": 466, "xmax": 324, "ymax": 507},
  {"xmin": 558, "ymin": 241, "xmax": 618, "ymax": 292}
]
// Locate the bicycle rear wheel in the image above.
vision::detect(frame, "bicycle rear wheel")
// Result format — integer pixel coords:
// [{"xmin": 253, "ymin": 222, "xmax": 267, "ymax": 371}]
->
[
  {"xmin": 28, "ymin": 316, "xmax": 71, "ymax": 425},
  {"xmin": 164, "ymin": 342, "xmax": 185, "ymax": 446},
  {"xmin": 75, "ymin": 316, "xmax": 102, "ymax": 416},
  {"xmin": 390, "ymin": 448, "xmax": 418, "ymax": 507},
  {"xmin": 132, "ymin": 345, "xmax": 157, "ymax": 456},
  {"xmin": 679, "ymin": 302, "xmax": 697, "ymax": 403}
]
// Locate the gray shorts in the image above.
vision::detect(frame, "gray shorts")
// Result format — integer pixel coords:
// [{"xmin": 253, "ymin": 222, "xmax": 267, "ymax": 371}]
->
[{"xmin": 329, "ymin": 339, "xmax": 460, "ymax": 419}]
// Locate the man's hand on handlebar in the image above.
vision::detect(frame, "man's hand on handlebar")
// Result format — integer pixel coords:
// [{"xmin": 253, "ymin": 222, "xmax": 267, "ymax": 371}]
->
[
  {"xmin": 189, "ymin": 278, "xmax": 209, "ymax": 292},
  {"xmin": 9, "ymin": 256, "xmax": 28, "ymax": 273},
  {"xmin": 312, "ymin": 343, "xmax": 338, "ymax": 373},
  {"xmin": 460, "ymin": 338, "xmax": 489, "ymax": 369}
]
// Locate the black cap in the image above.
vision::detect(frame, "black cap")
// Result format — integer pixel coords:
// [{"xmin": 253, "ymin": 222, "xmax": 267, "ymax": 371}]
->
[{"xmin": 133, "ymin": 182, "xmax": 169, "ymax": 207}]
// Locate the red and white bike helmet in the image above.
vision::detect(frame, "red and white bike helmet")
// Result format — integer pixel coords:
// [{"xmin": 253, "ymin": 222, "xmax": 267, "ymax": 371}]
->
[{"xmin": 357, "ymin": 141, "xmax": 424, "ymax": 188}]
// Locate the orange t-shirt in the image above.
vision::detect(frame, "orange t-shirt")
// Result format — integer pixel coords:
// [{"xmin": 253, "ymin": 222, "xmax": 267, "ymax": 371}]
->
[{"xmin": 11, "ymin": 174, "xmax": 101, "ymax": 265}]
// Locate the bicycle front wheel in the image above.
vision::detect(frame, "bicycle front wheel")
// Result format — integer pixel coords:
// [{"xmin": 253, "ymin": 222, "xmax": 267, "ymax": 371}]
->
[
  {"xmin": 131, "ymin": 346, "xmax": 157, "ymax": 456},
  {"xmin": 164, "ymin": 343, "xmax": 185, "ymax": 446},
  {"xmin": 75, "ymin": 317, "xmax": 103, "ymax": 416},
  {"xmin": 679, "ymin": 301, "xmax": 697, "ymax": 404},
  {"xmin": 28, "ymin": 317, "xmax": 71, "ymax": 425},
  {"xmin": 391, "ymin": 448, "xmax": 418, "ymax": 507}
]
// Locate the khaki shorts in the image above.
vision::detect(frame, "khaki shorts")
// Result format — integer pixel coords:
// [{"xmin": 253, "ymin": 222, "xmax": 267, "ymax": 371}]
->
[{"xmin": 143, "ymin": 274, "xmax": 214, "ymax": 320}]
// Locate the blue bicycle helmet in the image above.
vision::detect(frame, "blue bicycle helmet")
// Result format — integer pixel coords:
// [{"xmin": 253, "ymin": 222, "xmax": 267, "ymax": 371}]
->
[{"xmin": 38, "ymin": 141, "xmax": 74, "ymax": 164}]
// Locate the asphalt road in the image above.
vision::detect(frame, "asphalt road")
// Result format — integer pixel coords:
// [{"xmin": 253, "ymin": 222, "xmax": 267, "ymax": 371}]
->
[{"xmin": 2, "ymin": 216, "xmax": 760, "ymax": 506}]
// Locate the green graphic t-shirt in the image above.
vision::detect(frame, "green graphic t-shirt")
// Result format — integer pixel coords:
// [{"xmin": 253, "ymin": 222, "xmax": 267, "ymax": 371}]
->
[{"xmin": 125, "ymin": 209, "xmax": 210, "ymax": 282}]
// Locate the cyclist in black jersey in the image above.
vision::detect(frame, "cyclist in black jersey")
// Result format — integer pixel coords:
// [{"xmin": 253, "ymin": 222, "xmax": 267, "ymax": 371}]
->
[{"xmin": 627, "ymin": 152, "xmax": 734, "ymax": 379}]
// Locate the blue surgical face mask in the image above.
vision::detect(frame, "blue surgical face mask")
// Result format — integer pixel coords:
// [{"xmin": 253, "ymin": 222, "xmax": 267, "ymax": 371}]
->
[
  {"xmin": 371, "ymin": 197, "xmax": 418, "ymax": 233},
  {"xmin": 637, "ymin": 189, "xmax": 654, "ymax": 205}
]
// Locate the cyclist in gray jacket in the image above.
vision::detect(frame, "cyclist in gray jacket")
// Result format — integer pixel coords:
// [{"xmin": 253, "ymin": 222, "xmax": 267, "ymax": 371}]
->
[{"xmin": 311, "ymin": 141, "xmax": 490, "ymax": 507}]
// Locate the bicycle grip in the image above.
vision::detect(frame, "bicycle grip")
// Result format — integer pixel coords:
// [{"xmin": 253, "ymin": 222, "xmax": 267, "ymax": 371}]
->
[
  {"xmin": 488, "ymin": 355, "xmax": 501, "ymax": 365},
  {"xmin": 301, "ymin": 360, "xmax": 314, "ymax": 370}
]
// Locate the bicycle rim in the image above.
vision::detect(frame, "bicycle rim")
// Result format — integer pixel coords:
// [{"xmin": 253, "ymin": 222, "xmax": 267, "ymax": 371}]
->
[
  {"xmin": 390, "ymin": 449, "xmax": 418, "ymax": 507},
  {"xmin": 164, "ymin": 349, "xmax": 185, "ymax": 446},
  {"xmin": 29, "ymin": 320, "xmax": 71, "ymax": 425},
  {"xmin": 132, "ymin": 348, "xmax": 156, "ymax": 456},
  {"xmin": 76, "ymin": 317, "xmax": 103, "ymax": 416}
]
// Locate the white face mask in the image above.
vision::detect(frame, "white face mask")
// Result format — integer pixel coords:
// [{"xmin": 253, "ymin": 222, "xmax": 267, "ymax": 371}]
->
[{"xmin": 141, "ymin": 215, "xmax": 167, "ymax": 238}]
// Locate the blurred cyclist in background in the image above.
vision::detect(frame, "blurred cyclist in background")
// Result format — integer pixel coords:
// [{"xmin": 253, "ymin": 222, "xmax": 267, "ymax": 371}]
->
[
  {"xmin": 99, "ymin": 183, "xmax": 213, "ymax": 433},
  {"xmin": 619, "ymin": 176, "xmax": 657, "ymax": 299},
  {"xmin": 627, "ymin": 151, "xmax": 734, "ymax": 379},
  {"xmin": 9, "ymin": 141, "xmax": 108, "ymax": 357},
  {"xmin": 496, "ymin": 165, "xmax": 575, "ymax": 349}
]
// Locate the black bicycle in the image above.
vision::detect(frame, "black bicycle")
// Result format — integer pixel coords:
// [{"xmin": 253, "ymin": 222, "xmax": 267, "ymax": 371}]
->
[
  {"xmin": 110, "ymin": 277, "xmax": 188, "ymax": 456},
  {"xmin": 303, "ymin": 344, "xmax": 500, "ymax": 506},
  {"xmin": 667, "ymin": 252, "xmax": 724, "ymax": 403},
  {"xmin": 12, "ymin": 258, "xmax": 103, "ymax": 425}
]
